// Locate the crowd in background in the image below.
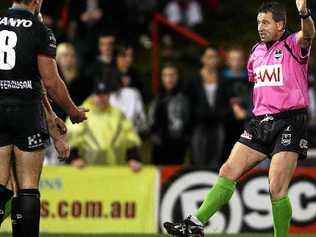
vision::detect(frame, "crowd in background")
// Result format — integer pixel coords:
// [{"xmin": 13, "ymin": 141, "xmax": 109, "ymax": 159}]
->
[{"xmin": 4, "ymin": 0, "xmax": 315, "ymax": 170}]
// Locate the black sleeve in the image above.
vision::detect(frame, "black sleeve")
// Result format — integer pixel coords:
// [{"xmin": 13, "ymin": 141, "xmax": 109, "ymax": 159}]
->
[{"xmin": 37, "ymin": 24, "xmax": 57, "ymax": 58}]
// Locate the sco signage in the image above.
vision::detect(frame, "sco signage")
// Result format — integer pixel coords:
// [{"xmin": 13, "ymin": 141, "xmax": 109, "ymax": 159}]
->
[{"xmin": 160, "ymin": 168, "xmax": 316, "ymax": 233}]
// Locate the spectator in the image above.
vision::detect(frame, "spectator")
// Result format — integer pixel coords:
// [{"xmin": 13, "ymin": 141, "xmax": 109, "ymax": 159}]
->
[
  {"xmin": 186, "ymin": 46, "xmax": 232, "ymax": 169},
  {"xmin": 222, "ymin": 47, "xmax": 247, "ymax": 81},
  {"xmin": 66, "ymin": 80, "xmax": 142, "ymax": 172},
  {"xmin": 221, "ymin": 47, "xmax": 252, "ymax": 160},
  {"xmin": 148, "ymin": 63, "xmax": 190, "ymax": 165},
  {"xmin": 69, "ymin": 0, "xmax": 108, "ymax": 64},
  {"xmin": 41, "ymin": 0, "xmax": 65, "ymax": 32},
  {"xmin": 115, "ymin": 43, "xmax": 147, "ymax": 101},
  {"xmin": 85, "ymin": 32, "xmax": 116, "ymax": 85},
  {"xmin": 109, "ymin": 74, "xmax": 148, "ymax": 136},
  {"xmin": 124, "ymin": 0, "xmax": 156, "ymax": 43},
  {"xmin": 164, "ymin": 0, "xmax": 203, "ymax": 28},
  {"xmin": 56, "ymin": 43, "xmax": 90, "ymax": 108}
]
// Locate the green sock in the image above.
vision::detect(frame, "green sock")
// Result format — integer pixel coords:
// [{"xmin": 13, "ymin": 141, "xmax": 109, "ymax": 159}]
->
[
  {"xmin": 194, "ymin": 176, "xmax": 236, "ymax": 224},
  {"xmin": 272, "ymin": 196, "xmax": 292, "ymax": 237},
  {"xmin": 3, "ymin": 198, "xmax": 12, "ymax": 221},
  {"xmin": 0, "ymin": 197, "xmax": 12, "ymax": 226}
]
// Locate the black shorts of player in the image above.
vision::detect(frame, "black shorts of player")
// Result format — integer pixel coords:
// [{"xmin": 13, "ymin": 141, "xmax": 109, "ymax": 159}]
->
[
  {"xmin": 238, "ymin": 108, "xmax": 308, "ymax": 159},
  {"xmin": 0, "ymin": 102, "xmax": 50, "ymax": 152}
]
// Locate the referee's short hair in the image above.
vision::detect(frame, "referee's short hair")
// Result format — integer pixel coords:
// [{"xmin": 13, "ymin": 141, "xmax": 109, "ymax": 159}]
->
[
  {"xmin": 258, "ymin": 1, "xmax": 287, "ymax": 26},
  {"xmin": 14, "ymin": 0, "xmax": 33, "ymax": 4}
]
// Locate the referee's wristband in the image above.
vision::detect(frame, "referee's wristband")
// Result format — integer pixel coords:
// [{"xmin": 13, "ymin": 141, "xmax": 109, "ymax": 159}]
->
[{"xmin": 299, "ymin": 9, "xmax": 311, "ymax": 19}]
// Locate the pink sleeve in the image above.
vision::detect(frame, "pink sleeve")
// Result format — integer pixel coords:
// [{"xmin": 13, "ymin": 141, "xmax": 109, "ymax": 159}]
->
[
  {"xmin": 285, "ymin": 33, "xmax": 311, "ymax": 59},
  {"xmin": 247, "ymin": 54, "xmax": 255, "ymax": 82}
]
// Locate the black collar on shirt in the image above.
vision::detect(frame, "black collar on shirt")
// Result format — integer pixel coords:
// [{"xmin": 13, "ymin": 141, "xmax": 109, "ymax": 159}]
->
[
  {"xmin": 9, "ymin": 6, "xmax": 34, "ymax": 16},
  {"xmin": 265, "ymin": 30, "xmax": 291, "ymax": 49}
]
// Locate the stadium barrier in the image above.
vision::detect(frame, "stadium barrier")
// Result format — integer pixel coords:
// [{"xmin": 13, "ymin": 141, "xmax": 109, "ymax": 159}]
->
[
  {"xmin": 1, "ymin": 166, "xmax": 316, "ymax": 234},
  {"xmin": 1, "ymin": 167, "xmax": 159, "ymax": 233},
  {"xmin": 160, "ymin": 166, "xmax": 316, "ymax": 234}
]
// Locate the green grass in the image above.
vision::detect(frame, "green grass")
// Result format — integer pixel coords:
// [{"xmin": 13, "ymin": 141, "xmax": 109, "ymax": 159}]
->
[{"xmin": 0, "ymin": 234, "xmax": 315, "ymax": 237}]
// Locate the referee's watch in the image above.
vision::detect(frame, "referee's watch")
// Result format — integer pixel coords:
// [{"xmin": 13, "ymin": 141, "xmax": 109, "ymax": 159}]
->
[{"xmin": 299, "ymin": 9, "xmax": 311, "ymax": 19}]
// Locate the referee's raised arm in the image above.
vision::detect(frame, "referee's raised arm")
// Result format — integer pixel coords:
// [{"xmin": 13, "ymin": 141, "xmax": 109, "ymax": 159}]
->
[
  {"xmin": 296, "ymin": 0, "xmax": 315, "ymax": 48},
  {"xmin": 38, "ymin": 55, "xmax": 89, "ymax": 124}
]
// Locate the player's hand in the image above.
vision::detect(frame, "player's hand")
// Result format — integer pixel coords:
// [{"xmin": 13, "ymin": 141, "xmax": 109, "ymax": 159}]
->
[
  {"xmin": 70, "ymin": 107, "xmax": 89, "ymax": 124},
  {"xmin": 54, "ymin": 117, "xmax": 67, "ymax": 135},
  {"xmin": 128, "ymin": 159, "xmax": 143, "ymax": 173},
  {"xmin": 53, "ymin": 137, "xmax": 70, "ymax": 161},
  {"xmin": 296, "ymin": 0, "xmax": 307, "ymax": 14}
]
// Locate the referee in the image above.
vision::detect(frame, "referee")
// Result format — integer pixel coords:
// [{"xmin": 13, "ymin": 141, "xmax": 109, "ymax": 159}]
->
[{"xmin": 164, "ymin": 1, "xmax": 315, "ymax": 236}]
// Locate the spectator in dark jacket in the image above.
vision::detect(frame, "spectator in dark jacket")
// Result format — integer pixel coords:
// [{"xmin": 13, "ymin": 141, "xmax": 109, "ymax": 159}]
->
[
  {"xmin": 149, "ymin": 63, "xmax": 190, "ymax": 165},
  {"xmin": 221, "ymin": 47, "xmax": 252, "ymax": 162},
  {"xmin": 85, "ymin": 32, "xmax": 116, "ymax": 88},
  {"xmin": 54, "ymin": 43, "xmax": 89, "ymax": 120},
  {"xmin": 186, "ymin": 46, "xmax": 233, "ymax": 169},
  {"xmin": 56, "ymin": 43, "xmax": 89, "ymax": 105},
  {"xmin": 115, "ymin": 43, "xmax": 147, "ymax": 102},
  {"xmin": 68, "ymin": 0, "xmax": 109, "ymax": 64}
]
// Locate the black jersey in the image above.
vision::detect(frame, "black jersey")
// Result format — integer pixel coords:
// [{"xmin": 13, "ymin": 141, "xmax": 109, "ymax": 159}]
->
[{"xmin": 0, "ymin": 8, "xmax": 56, "ymax": 104}]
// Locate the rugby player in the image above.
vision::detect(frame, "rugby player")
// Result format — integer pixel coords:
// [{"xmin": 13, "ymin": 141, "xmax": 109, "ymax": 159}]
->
[
  {"xmin": 164, "ymin": 1, "xmax": 315, "ymax": 236},
  {"xmin": 0, "ymin": 86, "xmax": 70, "ymax": 229},
  {"xmin": 0, "ymin": 0, "xmax": 88, "ymax": 236}
]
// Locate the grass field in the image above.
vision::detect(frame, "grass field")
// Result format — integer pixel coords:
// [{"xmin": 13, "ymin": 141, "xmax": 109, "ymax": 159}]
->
[{"xmin": 0, "ymin": 234, "xmax": 315, "ymax": 237}]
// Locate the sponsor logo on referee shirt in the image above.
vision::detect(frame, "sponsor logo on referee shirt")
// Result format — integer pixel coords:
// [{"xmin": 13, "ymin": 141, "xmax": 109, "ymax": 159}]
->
[
  {"xmin": 274, "ymin": 49, "xmax": 283, "ymax": 61},
  {"xmin": 254, "ymin": 64, "xmax": 283, "ymax": 88}
]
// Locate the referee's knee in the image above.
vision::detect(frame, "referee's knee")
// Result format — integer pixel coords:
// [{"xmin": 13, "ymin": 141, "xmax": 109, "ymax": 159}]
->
[
  {"xmin": 219, "ymin": 162, "xmax": 236, "ymax": 181},
  {"xmin": 269, "ymin": 180, "xmax": 288, "ymax": 200}
]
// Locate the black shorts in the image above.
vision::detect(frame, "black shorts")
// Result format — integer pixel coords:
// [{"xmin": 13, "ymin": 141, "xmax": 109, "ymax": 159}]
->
[
  {"xmin": 0, "ymin": 103, "xmax": 50, "ymax": 151},
  {"xmin": 238, "ymin": 108, "xmax": 308, "ymax": 159}
]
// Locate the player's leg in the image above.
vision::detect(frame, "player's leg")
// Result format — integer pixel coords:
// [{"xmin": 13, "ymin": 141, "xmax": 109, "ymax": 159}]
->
[
  {"xmin": 0, "ymin": 167, "xmax": 16, "ymax": 226},
  {"xmin": 12, "ymin": 147, "xmax": 44, "ymax": 237},
  {"xmin": 8, "ymin": 165, "xmax": 22, "ymax": 237},
  {"xmin": 164, "ymin": 142, "xmax": 266, "ymax": 236},
  {"xmin": 268, "ymin": 110, "xmax": 308, "ymax": 237},
  {"xmin": 269, "ymin": 152, "xmax": 298, "ymax": 237},
  {"xmin": 194, "ymin": 142, "xmax": 266, "ymax": 223},
  {"xmin": 7, "ymin": 101, "xmax": 49, "ymax": 236},
  {"xmin": 0, "ymin": 146, "xmax": 14, "ymax": 226}
]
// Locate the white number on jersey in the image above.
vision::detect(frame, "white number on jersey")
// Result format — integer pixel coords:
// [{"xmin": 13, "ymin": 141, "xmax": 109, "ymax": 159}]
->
[{"xmin": 0, "ymin": 30, "xmax": 17, "ymax": 70}]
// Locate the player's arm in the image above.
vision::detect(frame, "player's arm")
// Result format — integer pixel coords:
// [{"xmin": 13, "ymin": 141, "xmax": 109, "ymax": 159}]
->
[
  {"xmin": 38, "ymin": 55, "xmax": 89, "ymax": 123},
  {"xmin": 41, "ymin": 83, "xmax": 70, "ymax": 160},
  {"xmin": 44, "ymin": 106, "xmax": 70, "ymax": 161},
  {"xmin": 296, "ymin": 0, "xmax": 315, "ymax": 48},
  {"xmin": 42, "ymin": 89, "xmax": 66, "ymax": 139}
]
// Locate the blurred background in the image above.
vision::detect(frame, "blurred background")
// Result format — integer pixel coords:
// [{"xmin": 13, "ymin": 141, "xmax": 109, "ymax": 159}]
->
[{"xmin": 1, "ymin": 0, "xmax": 316, "ymax": 235}]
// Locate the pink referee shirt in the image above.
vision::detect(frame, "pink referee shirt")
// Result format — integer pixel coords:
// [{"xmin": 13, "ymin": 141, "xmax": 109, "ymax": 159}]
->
[{"xmin": 247, "ymin": 32, "xmax": 311, "ymax": 116}]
